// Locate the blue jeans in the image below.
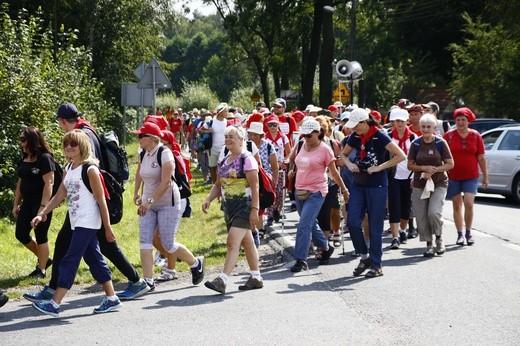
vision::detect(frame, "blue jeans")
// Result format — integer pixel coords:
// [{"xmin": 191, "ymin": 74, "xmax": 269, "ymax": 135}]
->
[
  {"xmin": 294, "ymin": 191, "xmax": 328, "ymax": 261},
  {"xmin": 57, "ymin": 226, "xmax": 112, "ymax": 289},
  {"xmin": 347, "ymin": 185, "xmax": 388, "ymax": 269}
]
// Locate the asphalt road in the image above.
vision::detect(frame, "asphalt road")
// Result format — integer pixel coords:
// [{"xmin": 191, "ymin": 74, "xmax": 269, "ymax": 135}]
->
[{"xmin": 1, "ymin": 193, "xmax": 519, "ymax": 345}]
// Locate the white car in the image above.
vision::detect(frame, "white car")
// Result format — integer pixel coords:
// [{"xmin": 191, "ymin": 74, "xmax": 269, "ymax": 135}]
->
[{"xmin": 479, "ymin": 125, "xmax": 520, "ymax": 203}]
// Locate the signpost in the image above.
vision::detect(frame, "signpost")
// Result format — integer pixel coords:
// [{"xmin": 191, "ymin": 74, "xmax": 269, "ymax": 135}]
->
[
  {"xmin": 137, "ymin": 57, "xmax": 172, "ymax": 113},
  {"xmin": 332, "ymin": 82, "xmax": 350, "ymax": 104}
]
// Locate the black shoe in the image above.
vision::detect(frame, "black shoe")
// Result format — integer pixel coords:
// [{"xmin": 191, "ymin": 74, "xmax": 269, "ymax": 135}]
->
[
  {"xmin": 399, "ymin": 231, "xmax": 408, "ymax": 244},
  {"xmin": 272, "ymin": 209, "xmax": 280, "ymax": 223},
  {"xmin": 290, "ymin": 203, "xmax": 297, "ymax": 212},
  {"xmin": 319, "ymin": 246, "xmax": 334, "ymax": 265},
  {"xmin": 407, "ymin": 228, "xmax": 418, "ymax": 239},
  {"xmin": 389, "ymin": 238, "xmax": 400, "ymax": 249},
  {"xmin": 28, "ymin": 266, "xmax": 45, "ymax": 279},
  {"xmin": 0, "ymin": 291, "xmax": 8, "ymax": 308},
  {"xmin": 290, "ymin": 260, "xmax": 308, "ymax": 272},
  {"xmin": 190, "ymin": 257, "xmax": 205, "ymax": 285}
]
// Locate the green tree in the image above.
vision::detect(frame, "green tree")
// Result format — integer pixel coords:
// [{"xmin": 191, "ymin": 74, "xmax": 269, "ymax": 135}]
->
[
  {"xmin": 450, "ymin": 14, "xmax": 520, "ymax": 117},
  {"xmin": 0, "ymin": 8, "xmax": 110, "ymax": 216}
]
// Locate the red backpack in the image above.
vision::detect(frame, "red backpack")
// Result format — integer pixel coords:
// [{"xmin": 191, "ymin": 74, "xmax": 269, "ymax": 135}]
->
[{"xmin": 240, "ymin": 154, "xmax": 276, "ymax": 210}]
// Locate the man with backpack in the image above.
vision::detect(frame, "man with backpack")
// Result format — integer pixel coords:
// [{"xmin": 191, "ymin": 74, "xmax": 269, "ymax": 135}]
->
[{"xmin": 24, "ymin": 103, "xmax": 150, "ymax": 303}]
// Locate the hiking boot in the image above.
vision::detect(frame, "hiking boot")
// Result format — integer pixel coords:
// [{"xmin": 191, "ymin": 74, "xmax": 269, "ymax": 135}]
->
[
  {"xmin": 290, "ymin": 260, "xmax": 309, "ymax": 272},
  {"xmin": 23, "ymin": 285, "xmax": 54, "ymax": 303},
  {"xmin": 93, "ymin": 297, "xmax": 122, "ymax": 314},
  {"xmin": 390, "ymin": 238, "xmax": 400, "ymax": 250},
  {"xmin": 156, "ymin": 267, "xmax": 179, "ymax": 282},
  {"xmin": 238, "ymin": 276, "xmax": 264, "ymax": 291},
  {"xmin": 33, "ymin": 301, "xmax": 60, "ymax": 318},
  {"xmin": 407, "ymin": 228, "xmax": 418, "ymax": 239},
  {"xmin": 116, "ymin": 279, "xmax": 150, "ymax": 300},
  {"xmin": 399, "ymin": 231, "xmax": 408, "ymax": 244},
  {"xmin": 435, "ymin": 238, "xmax": 446, "ymax": 255},
  {"xmin": 28, "ymin": 266, "xmax": 46, "ymax": 279},
  {"xmin": 190, "ymin": 257, "xmax": 205, "ymax": 285},
  {"xmin": 353, "ymin": 258, "xmax": 371, "ymax": 276},
  {"xmin": 319, "ymin": 246, "xmax": 334, "ymax": 265},
  {"xmin": 205, "ymin": 277, "xmax": 226, "ymax": 294}
]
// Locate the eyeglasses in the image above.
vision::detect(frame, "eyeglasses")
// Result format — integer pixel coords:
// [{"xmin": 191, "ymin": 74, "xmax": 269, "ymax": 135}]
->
[
  {"xmin": 19, "ymin": 136, "xmax": 27, "ymax": 142},
  {"xmin": 267, "ymin": 123, "xmax": 278, "ymax": 127},
  {"xmin": 461, "ymin": 137, "xmax": 467, "ymax": 150},
  {"xmin": 138, "ymin": 134, "xmax": 151, "ymax": 139},
  {"xmin": 63, "ymin": 140, "xmax": 79, "ymax": 148}
]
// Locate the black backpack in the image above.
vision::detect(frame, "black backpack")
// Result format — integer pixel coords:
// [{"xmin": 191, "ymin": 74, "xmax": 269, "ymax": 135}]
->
[
  {"xmin": 79, "ymin": 124, "xmax": 129, "ymax": 185},
  {"xmin": 81, "ymin": 163, "xmax": 124, "ymax": 225},
  {"xmin": 139, "ymin": 146, "xmax": 192, "ymax": 202}
]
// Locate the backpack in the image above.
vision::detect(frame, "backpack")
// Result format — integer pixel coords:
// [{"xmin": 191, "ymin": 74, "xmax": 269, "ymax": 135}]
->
[
  {"xmin": 239, "ymin": 153, "xmax": 276, "ymax": 210},
  {"xmin": 99, "ymin": 131, "xmax": 130, "ymax": 185},
  {"xmin": 78, "ymin": 124, "xmax": 129, "ymax": 185},
  {"xmin": 81, "ymin": 163, "xmax": 124, "ymax": 225},
  {"xmin": 139, "ymin": 146, "xmax": 192, "ymax": 202},
  {"xmin": 410, "ymin": 136, "xmax": 444, "ymax": 161},
  {"xmin": 199, "ymin": 120, "xmax": 213, "ymax": 150}
]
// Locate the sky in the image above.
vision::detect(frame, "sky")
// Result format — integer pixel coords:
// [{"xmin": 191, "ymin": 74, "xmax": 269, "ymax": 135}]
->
[{"xmin": 173, "ymin": 0, "xmax": 217, "ymax": 19}]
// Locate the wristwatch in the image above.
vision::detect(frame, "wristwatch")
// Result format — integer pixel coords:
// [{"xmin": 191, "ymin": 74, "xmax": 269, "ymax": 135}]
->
[{"xmin": 147, "ymin": 197, "xmax": 154, "ymax": 204}]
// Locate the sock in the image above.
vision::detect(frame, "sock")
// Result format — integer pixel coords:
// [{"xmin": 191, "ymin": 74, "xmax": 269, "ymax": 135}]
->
[
  {"xmin": 457, "ymin": 231, "xmax": 463, "ymax": 237},
  {"xmin": 50, "ymin": 299, "xmax": 60, "ymax": 308},
  {"xmin": 145, "ymin": 278, "xmax": 154, "ymax": 285},
  {"xmin": 218, "ymin": 273, "xmax": 229, "ymax": 284},
  {"xmin": 465, "ymin": 229, "xmax": 471, "ymax": 235},
  {"xmin": 190, "ymin": 258, "xmax": 199, "ymax": 269},
  {"xmin": 250, "ymin": 270, "xmax": 262, "ymax": 280},
  {"xmin": 106, "ymin": 295, "xmax": 118, "ymax": 301},
  {"xmin": 360, "ymin": 253, "xmax": 369, "ymax": 260}
]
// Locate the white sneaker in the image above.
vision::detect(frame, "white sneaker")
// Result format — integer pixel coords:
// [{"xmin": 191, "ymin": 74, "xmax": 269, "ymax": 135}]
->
[
  {"xmin": 156, "ymin": 267, "xmax": 178, "ymax": 282},
  {"xmin": 154, "ymin": 252, "xmax": 166, "ymax": 267}
]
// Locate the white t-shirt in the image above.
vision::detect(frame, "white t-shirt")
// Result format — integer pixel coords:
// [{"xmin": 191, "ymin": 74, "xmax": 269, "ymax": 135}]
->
[
  {"xmin": 64, "ymin": 164, "xmax": 101, "ymax": 230},
  {"xmin": 204, "ymin": 117, "xmax": 227, "ymax": 149}
]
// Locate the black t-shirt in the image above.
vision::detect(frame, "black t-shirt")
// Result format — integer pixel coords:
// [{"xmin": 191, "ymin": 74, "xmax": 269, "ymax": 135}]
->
[{"xmin": 17, "ymin": 153, "xmax": 56, "ymax": 203}]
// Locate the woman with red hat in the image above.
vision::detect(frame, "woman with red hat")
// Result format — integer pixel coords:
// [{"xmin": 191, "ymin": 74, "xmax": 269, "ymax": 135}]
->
[
  {"xmin": 264, "ymin": 115, "xmax": 291, "ymax": 228},
  {"xmin": 443, "ymin": 107, "xmax": 488, "ymax": 246},
  {"xmin": 133, "ymin": 122, "xmax": 204, "ymax": 290}
]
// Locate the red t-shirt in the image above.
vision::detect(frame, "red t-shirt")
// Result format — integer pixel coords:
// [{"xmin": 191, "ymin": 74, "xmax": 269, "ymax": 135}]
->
[
  {"xmin": 169, "ymin": 118, "xmax": 183, "ymax": 133},
  {"xmin": 443, "ymin": 129, "xmax": 484, "ymax": 180}
]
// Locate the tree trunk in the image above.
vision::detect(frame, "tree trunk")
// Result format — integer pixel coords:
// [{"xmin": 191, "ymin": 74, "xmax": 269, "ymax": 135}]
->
[{"xmin": 319, "ymin": 0, "xmax": 334, "ymax": 108}]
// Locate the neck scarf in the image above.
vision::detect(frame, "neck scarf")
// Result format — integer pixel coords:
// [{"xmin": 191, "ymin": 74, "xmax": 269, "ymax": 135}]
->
[
  {"xmin": 359, "ymin": 125, "xmax": 379, "ymax": 160},
  {"xmin": 392, "ymin": 127, "xmax": 412, "ymax": 154},
  {"xmin": 265, "ymin": 130, "xmax": 283, "ymax": 145},
  {"xmin": 74, "ymin": 118, "xmax": 94, "ymax": 131}
]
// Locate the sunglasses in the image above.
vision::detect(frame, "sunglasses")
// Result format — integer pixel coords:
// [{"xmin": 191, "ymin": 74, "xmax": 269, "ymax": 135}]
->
[
  {"xmin": 138, "ymin": 134, "xmax": 151, "ymax": 139},
  {"xmin": 19, "ymin": 136, "xmax": 27, "ymax": 142},
  {"xmin": 267, "ymin": 123, "xmax": 278, "ymax": 127},
  {"xmin": 304, "ymin": 132, "xmax": 317, "ymax": 139},
  {"xmin": 63, "ymin": 140, "xmax": 79, "ymax": 148}
]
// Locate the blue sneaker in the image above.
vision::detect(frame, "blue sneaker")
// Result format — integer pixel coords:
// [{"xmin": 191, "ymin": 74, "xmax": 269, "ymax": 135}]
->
[
  {"xmin": 33, "ymin": 300, "xmax": 60, "ymax": 318},
  {"xmin": 23, "ymin": 285, "xmax": 54, "ymax": 303},
  {"xmin": 93, "ymin": 297, "xmax": 122, "ymax": 314},
  {"xmin": 116, "ymin": 279, "xmax": 150, "ymax": 300}
]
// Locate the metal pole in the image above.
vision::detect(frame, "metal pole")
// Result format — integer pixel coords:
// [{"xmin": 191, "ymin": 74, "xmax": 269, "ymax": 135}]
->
[
  {"xmin": 349, "ymin": 0, "xmax": 357, "ymax": 105},
  {"xmin": 152, "ymin": 62, "xmax": 156, "ymax": 115}
]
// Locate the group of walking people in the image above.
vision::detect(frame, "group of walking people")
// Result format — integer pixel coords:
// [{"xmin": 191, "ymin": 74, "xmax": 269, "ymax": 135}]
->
[{"xmin": 8, "ymin": 97, "xmax": 487, "ymax": 315}]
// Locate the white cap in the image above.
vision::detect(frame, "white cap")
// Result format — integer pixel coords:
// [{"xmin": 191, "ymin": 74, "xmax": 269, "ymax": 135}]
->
[
  {"xmin": 247, "ymin": 122, "xmax": 264, "ymax": 135},
  {"xmin": 300, "ymin": 119, "xmax": 321, "ymax": 134},
  {"xmin": 389, "ymin": 108, "xmax": 409, "ymax": 122},
  {"xmin": 345, "ymin": 108, "xmax": 369, "ymax": 128}
]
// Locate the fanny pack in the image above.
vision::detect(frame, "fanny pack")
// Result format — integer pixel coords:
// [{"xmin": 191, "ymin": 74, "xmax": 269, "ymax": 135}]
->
[{"xmin": 296, "ymin": 189, "xmax": 310, "ymax": 201}]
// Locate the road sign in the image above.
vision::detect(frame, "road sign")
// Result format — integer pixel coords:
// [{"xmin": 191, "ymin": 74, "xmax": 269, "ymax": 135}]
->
[
  {"xmin": 121, "ymin": 83, "xmax": 154, "ymax": 107},
  {"xmin": 281, "ymin": 90, "xmax": 299, "ymax": 101},
  {"xmin": 133, "ymin": 62, "xmax": 147, "ymax": 80},
  {"xmin": 137, "ymin": 57, "xmax": 172, "ymax": 89},
  {"xmin": 250, "ymin": 89, "xmax": 261, "ymax": 102},
  {"xmin": 332, "ymin": 82, "xmax": 350, "ymax": 103}
]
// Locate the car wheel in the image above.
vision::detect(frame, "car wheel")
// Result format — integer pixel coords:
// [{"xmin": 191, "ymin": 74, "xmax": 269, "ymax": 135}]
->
[{"xmin": 511, "ymin": 174, "xmax": 520, "ymax": 204}]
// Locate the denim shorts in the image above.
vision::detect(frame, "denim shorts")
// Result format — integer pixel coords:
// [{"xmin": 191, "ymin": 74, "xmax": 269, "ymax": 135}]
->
[{"xmin": 446, "ymin": 178, "xmax": 479, "ymax": 199}]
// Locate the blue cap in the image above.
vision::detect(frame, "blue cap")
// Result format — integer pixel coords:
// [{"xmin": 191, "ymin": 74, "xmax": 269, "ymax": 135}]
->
[{"xmin": 56, "ymin": 103, "xmax": 79, "ymax": 119}]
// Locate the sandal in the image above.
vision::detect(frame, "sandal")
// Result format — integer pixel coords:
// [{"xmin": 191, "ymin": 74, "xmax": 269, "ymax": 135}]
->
[
  {"xmin": 332, "ymin": 234, "xmax": 342, "ymax": 248},
  {"xmin": 365, "ymin": 267, "xmax": 383, "ymax": 278},
  {"xmin": 314, "ymin": 250, "xmax": 323, "ymax": 260},
  {"xmin": 353, "ymin": 258, "xmax": 371, "ymax": 276}
]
